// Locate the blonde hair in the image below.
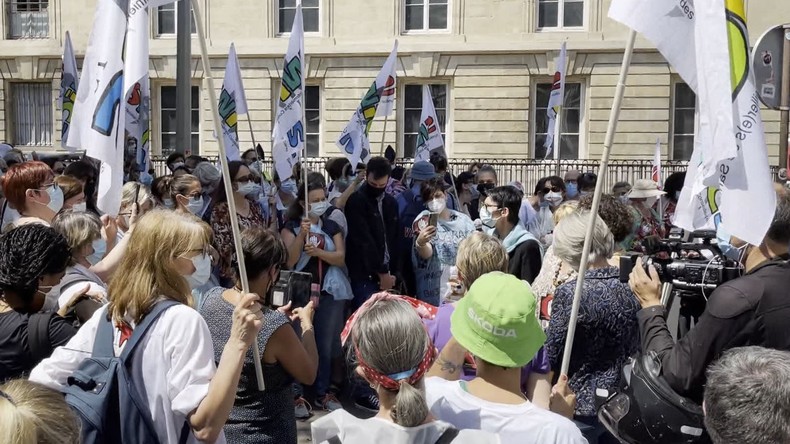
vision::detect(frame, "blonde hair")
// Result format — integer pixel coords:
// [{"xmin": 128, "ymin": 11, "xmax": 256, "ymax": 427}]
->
[
  {"xmin": 119, "ymin": 181, "xmax": 153, "ymax": 213},
  {"xmin": 52, "ymin": 209, "xmax": 101, "ymax": 252},
  {"xmin": 54, "ymin": 175, "xmax": 84, "ymax": 203},
  {"xmin": 107, "ymin": 209, "xmax": 211, "ymax": 324},
  {"xmin": 455, "ymin": 232, "xmax": 508, "ymax": 287},
  {"xmin": 553, "ymin": 200, "xmax": 579, "ymax": 225},
  {"xmin": 0, "ymin": 379, "xmax": 81, "ymax": 444},
  {"xmin": 553, "ymin": 209, "xmax": 614, "ymax": 271}
]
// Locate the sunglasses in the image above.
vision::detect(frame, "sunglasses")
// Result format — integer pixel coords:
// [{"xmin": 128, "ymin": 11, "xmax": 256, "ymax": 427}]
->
[
  {"xmin": 234, "ymin": 174, "xmax": 255, "ymax": 183},
  {"xmin": 542, "ymin": 186, "xmax": 562, "ymax": 194}
]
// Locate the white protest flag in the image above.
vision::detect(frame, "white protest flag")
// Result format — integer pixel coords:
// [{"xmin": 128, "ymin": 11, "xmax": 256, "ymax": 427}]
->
[
  {"xmin": 66, "ymin": 0, "xmax": 129, "ymax": 216},
  {"xmin": 218, "ymin": 43, "xmax": 248, "ymax": 162},
  {"xmin": 123, "ymin": 3, "xmax": 151, "ymax": 175},
  {"xmin": 676, "ymin": 0, "xmax": 774, "ymax": 245},
  {"xmin": 60, "ymin": 31, "xmax": 79, "ymax": 151},
  {"xmin": 544, "ymin": 41, "xmax": 566, "ymax": 159},
  {"xmin": 336, "ymin": 41, "xmax": 398, "ymax": 167},
  {"xmin": 414, "ymin": 85, "xmax": 444, "ymax": 162},
  {"xmin": 652, "ymin": 137, "xmax": 662, "ymax": 186},
  {"xmin": 271, "ymin": 4, "xmax": 305, "ymax": 181}
]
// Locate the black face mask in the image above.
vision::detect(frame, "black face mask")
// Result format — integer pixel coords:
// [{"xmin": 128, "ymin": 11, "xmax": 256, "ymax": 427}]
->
[
  {"xmin": 477, "ymin": 182, "xmax": 496, "ymax": 196},
  {"xmin": 364, "ymin": 183, "xmax": 386, "ymax": 198}
]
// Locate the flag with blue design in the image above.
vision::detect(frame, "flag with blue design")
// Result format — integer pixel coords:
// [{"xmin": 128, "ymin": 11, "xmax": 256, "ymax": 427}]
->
[
  {"xmin": 219, "ymin": 43, "xmax": 248, "ymax": 162},
  {"xmin": 272, "ymin": 4, "xmax": 305, "ymax": 181},
  {"xmin": 60, "ymin": 31, "xmax": 79, "ymax": 152},
  {"xmin": 336, "ymin": 41, "xmax": 398, "ymax": 167}
]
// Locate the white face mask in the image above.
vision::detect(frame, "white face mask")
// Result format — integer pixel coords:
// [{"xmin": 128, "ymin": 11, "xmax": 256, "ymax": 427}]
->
[
  {"xmin": 184, "ymin": 253, "xmax": 211, "ymax": 289},
  {"xmin": 480, "ymin": 205, "xmax": 500, "ymax": 228},
  {"xmin": 72, "ymin": 202, "xmax": 87, "ymax": 212},
  {"xmin": 427, "ymin": 197, "xmax": 447, "ymax": 214},
  {"xmin": 185, "ymin": 195, "xmax": 204, "ymax": 215},
  {"xmin": 309, "ymin": 200, "xmax": 330, "ymax": 217},
  {"xmin": 545, "ymin": 191, "xmax": 563, "ymax": 207},
  {"xmin": 86, "ymin": 238, "xmax": 106, "ymax": 266}
]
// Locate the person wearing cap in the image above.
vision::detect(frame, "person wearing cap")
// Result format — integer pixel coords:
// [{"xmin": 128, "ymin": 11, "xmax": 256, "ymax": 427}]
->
[
  {"xmin": 546, "ymin": 210, "xmax": 640, "ymax": 443},
  {"xmin": 424, "ymin": 272, "xmax": 586, "ymax": 444},
  {"xmin": 564, "ymin": 170, "xmax": 581, "ymax": 200},
  {"xmin": 625, "ymin": 179, "xmax": 666, "ymax": 252},
  {"xmin": 412, "ymin": 177, "xmax": 475, "ymax": 306},
  {"xmin": 396, "ymin": 160, "xmax": 438, "ymax": 296}
]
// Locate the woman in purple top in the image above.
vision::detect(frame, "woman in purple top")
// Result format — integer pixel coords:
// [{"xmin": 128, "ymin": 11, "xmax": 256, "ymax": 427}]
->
[{"xmin": 424, "ymin": 232, "xmax": 553, "ymax": 409}]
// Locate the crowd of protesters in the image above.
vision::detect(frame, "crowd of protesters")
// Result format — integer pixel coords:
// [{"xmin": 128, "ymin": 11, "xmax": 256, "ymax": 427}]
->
[{"xmin": 0, "ymin": 146, "xmax": 788, "ymax": 444}]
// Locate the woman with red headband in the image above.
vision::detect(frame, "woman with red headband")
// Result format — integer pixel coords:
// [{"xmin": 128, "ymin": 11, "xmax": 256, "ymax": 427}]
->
[{"xmin": 311, "ymin": 294, "xmax": 499, "ymax": 443}]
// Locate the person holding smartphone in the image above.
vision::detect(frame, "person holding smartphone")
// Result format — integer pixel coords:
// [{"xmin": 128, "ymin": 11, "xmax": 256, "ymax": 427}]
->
[
  {"xmin": 413, "ymin": 177, "xmax": 476, "ymax": 307},
  {"xmin": 199, "ymin": 227, "xmax": 318, "ymax": 444}
]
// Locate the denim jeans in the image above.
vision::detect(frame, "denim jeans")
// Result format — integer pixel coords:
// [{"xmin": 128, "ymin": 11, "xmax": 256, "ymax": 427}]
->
[
  {"xmin": 349, "ymin": 278, "xmax": 381, "ymax": 399},
  {"xmin": 312, "ymin": 291, "xmax": 345, "ymax": 397}
]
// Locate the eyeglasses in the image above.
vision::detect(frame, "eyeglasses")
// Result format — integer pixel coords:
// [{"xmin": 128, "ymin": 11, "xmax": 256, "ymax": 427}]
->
[
  {"xmin": 483, "ymin": 203, "xmax": 502, "ymax": 211},
  {"xmin": 234, "ymin": 174, "xmax": 255, "ymax": 183},
  {"xmin": 542, "ymin": 186, "xmax": 562, "ymax": 194}
]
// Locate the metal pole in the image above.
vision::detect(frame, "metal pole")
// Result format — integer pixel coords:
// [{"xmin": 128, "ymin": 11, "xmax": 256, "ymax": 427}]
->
[
  {"xmin": 560, "ymin": 30, "xmax": 637, "ymax": 376},
  {"xmin": 246, "ymin": 114, "xmax": 258, "ymax": 150},
  {"xmin": 176, "ymin": 0, "xmax": 192, "ymax": 154},
  {"xmin": 780, "ymin": 26, "xmax": 790, "ymax": 171},
  {"xmin": 191, "ymin": 0, "xmax": 266, "ymax": 391}
]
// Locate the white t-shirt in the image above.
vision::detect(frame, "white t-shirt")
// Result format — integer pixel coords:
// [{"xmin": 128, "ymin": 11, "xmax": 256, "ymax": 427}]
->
[
  {"xmin": 312, "ymin": 409, "xmax": 499, "ymax": 444},
  {"xmin": 29, "ymin": 304, "xmax": 224, "ymax": 444},
  {"xmin": 425, "ymin": 377, "xmax": 587, "ymax": 444}
]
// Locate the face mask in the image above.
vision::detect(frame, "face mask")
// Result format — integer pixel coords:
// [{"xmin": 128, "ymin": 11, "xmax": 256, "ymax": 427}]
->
[
  {"xmin": 280, "ymin": 179, "xmax": 298, "ymax": 196},
  {"xmin": 169, "ymin": 162, "xmax": 185, "ymax": 172},
  {"xmin": 185, "ymin": 195, "xmax": 204, "ymax": 215},
  {"xmin": 480, "ymin": 205, "xmax": 500, "ymax": 228},
  {"xmin": 565, "ymin": 182, "xmax": 579, "ymax": 199},
  {"xmin": 645, "ymin": 196, "xmax": 658, "ymax": 209},
  {"xmin": 334, "ymin": 178, "xmax": 350, "ymax": 192},
  {"xmin": 37, "ymin": 284, "xmax": 57, "ymax": 313},
  {"xmin": 161, "ymin": 198, "xmax": 174, "ymax": 209},
  {"xmin": 237, "ymin": 181, "xmax": 261, "ymax": 197},
  {"xmin": 364, "ymin": 183, "xmax": 386, "ymax": 198},
  {"xmin": 477, "ymin": 183, "xmax": 495, "ymax": 197},
  {"xmin": 72, "ymin": 202, "xmax": 87, "ymax": 212},
  {"xmin": 139, "ymin": 172, "xmax": 154, "ymax": 187},
  {"xmin": 86, "ymin": 238, "xmax": 106, "ymax": 266},
  {"xmin": 45, "ymin": 185, "xmax": 64, "ymax": 213},
  {"xmin": 618, "ymin": 195, "xmax": 630, "ymax": 205},
  {"xmin": 545, "ymin": 191, "xmax": 563, "ymax": 207},
  {"xmin": 184, "ymin": 253, "xmax": 211, "ymax": 289},
  {"xmin": 309, "ymin": 200, "xmax": 330, "ymax": 217},
  {"xmin": 427, "ymin": 197, "xmax": 446, "ymax": 213}
]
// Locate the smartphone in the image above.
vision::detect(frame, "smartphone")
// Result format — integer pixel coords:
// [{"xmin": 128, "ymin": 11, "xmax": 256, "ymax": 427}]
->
[
  {"xmin": 429, "ymin": 213, "xmax": 438, "ymax": 228},
  {"xmin": 133, "ymin": 183, "xmax": 141, "ymax": 213}
]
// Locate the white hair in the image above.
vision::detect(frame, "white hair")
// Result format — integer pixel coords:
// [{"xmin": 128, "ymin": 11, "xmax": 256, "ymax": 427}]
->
[{"xmin": 553, "ymin": 209, "xmax": 614, "ymax": 271}]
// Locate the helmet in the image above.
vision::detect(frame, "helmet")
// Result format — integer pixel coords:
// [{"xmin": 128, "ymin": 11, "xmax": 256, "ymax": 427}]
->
[{"xmin": 597, "ymin": 352, "xmax": 706, "ymax": 444}]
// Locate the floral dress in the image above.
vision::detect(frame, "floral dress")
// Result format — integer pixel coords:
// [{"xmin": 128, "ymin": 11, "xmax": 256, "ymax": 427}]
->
[{"xmin": 210, "ymin": 200, "xmax": 267, "ymax": 280}]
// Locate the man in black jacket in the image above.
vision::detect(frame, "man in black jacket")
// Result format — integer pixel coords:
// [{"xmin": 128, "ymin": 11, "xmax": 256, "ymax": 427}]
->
[
  {"xmin": 629, "ymin": 191, "xmax": 790, "ymax": 403},
  {"xmin": 345, "ymin": 156, "xmax": 400, "ymax": 311},
  {"xmin": 480, "ymin": 186, "xmax": 543, "ymax": 283}
]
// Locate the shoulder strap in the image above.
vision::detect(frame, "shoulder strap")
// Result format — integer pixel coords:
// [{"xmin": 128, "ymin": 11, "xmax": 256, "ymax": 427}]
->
[
  {"xmin": 27, "ymin": 312, "xmax": 56, "ymax": 364},
  {"xmin": 93, "ymin": 301, "xmax": 180, "ymax": 360},
  {"xmin": 435, "ymin": 426, "xmax": 460, "ymax": 444},
  {"xmin": 119, "ymin": 300, "xmax": 180, "ymax": 362}
]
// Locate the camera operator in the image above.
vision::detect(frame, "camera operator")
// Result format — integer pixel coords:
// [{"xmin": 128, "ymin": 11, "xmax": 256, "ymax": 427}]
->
[{"xmin": 628, "ymin": 191, "xmax": 790, "ymax": 403}]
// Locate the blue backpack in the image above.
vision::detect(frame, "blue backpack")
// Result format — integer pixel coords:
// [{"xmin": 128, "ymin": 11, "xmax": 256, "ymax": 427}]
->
[{"xmin": 63, "ymin": 300, "xmax": 189, "ymax": 444}]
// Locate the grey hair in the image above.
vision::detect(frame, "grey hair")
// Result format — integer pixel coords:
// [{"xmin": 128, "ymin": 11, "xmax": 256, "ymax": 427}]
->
[
  {"xmin": 553, "ymin": 209, "xmax": 614, "ymax": 271},
  {"xmin": 120, "ymin": 181, "xmax": 153, "ymax": 211},
  {"xmin": 192, "ymin": 162, "xmax": 222, "ymax": 192},
  {"xmin": 704, "ymin": 346, "xmax": 790, "ymax": 444},
  {"xmin": 351, "ymin": 297, "xmax": 431, "ymax": 428}
]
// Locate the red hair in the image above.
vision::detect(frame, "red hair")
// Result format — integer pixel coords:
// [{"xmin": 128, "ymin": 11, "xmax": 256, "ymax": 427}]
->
[{"xmin": 2, "ymin": 161, "xmax": 53, "ymax": 212}]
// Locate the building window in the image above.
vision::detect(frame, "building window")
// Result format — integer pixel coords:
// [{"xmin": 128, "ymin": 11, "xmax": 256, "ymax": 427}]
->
[
  {"xmin": 11, "ymin": 82, "xmax": 52, "ymax": 146},
  {"xmin": 671, "ymin": 82, "xmax": 696, "ymax": 161},
  {"xmin": 279, "ymin": 0, "xmax": 319, "ymax": 33},
  {"xmin": 538, "ymin": 0, "xmax": 584, "ymax": 29},
  {"xmin": 305, "ymin": 85, "xmax": 320, "ymax": 157},
  {"xmin": 403, "ymin": 84, "xmax": 447, "ymax": 158},
  {"xmin": 6, "ymin": 0, "xmax": 49, "ymax": 39},
  {"xmin": 156, "ymin": 2, "xmax": 196, "ymax": 36},
  {"xmin": 534, "ymin": 82, "xmax": 582, "ymax": 159},
  {"xmin": 404, "ymin": 0, "xmax": 448, "ymax": 32},
  {"xmin": 160, "ymin": 85, "xmax": 200, "ymax": 155}
]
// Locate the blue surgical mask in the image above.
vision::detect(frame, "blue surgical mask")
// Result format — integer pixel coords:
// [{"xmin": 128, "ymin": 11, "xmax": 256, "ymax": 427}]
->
[
  {"xmin": 86, "ymin": 238, "xmax": 106, "ymax": 266},
  {"xmin": 280, "ymin": 179, "xmax": 298, "ymax": 196},
  {"xmin": 185, "ymin": 195, "xmax": 204, "ymax": 215},
  {"xmin": 237, "ymin": 181, "xmax": 262, "ymax": 198},
  {"xmin": 46, "ymin": 185, "xmax": 64, "ymax": 213},
  {"xmin": 185, "ymin": 253, "xmax": 211, "ymax": 289},
  {"xmin": 566, "ymin": 182, "xmax": 579, "ymax": 199}
]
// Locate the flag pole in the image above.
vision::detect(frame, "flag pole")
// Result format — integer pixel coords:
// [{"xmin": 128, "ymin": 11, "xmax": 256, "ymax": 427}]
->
[
  {"xmin": 246, "ymin": 113, "xmax": 257, "ymax": 150},
  {"xmin": 553, "ymin": 97, "xmax": 563, "ymax": 177},
  {"xmin": 560, "ymin": 30, "xmax": 637, "ymax": 377},
  {"xmin": 379, "ymin": 115, "xmax": 390, "ymax": 156},
  {"xmin": 191, "ymin": 0, "xmax": 266, "ymax": 391}
]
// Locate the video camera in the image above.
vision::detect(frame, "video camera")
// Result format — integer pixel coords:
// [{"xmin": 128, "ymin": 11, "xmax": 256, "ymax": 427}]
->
[{"xmin": 618, "ymin": 229, "xmax": 741, "ymax": 295}]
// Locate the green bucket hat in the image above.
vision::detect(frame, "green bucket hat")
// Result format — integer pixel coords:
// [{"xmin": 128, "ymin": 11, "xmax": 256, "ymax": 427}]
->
[{"xmin": 451, "ymin": 271, "xmax": 546, "ymax": 368}]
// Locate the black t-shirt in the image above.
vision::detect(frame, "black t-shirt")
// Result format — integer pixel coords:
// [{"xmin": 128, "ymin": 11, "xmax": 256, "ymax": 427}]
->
[{"xmin": 0, "ymin": 310, "xmax": 76, "ymax": 382}]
